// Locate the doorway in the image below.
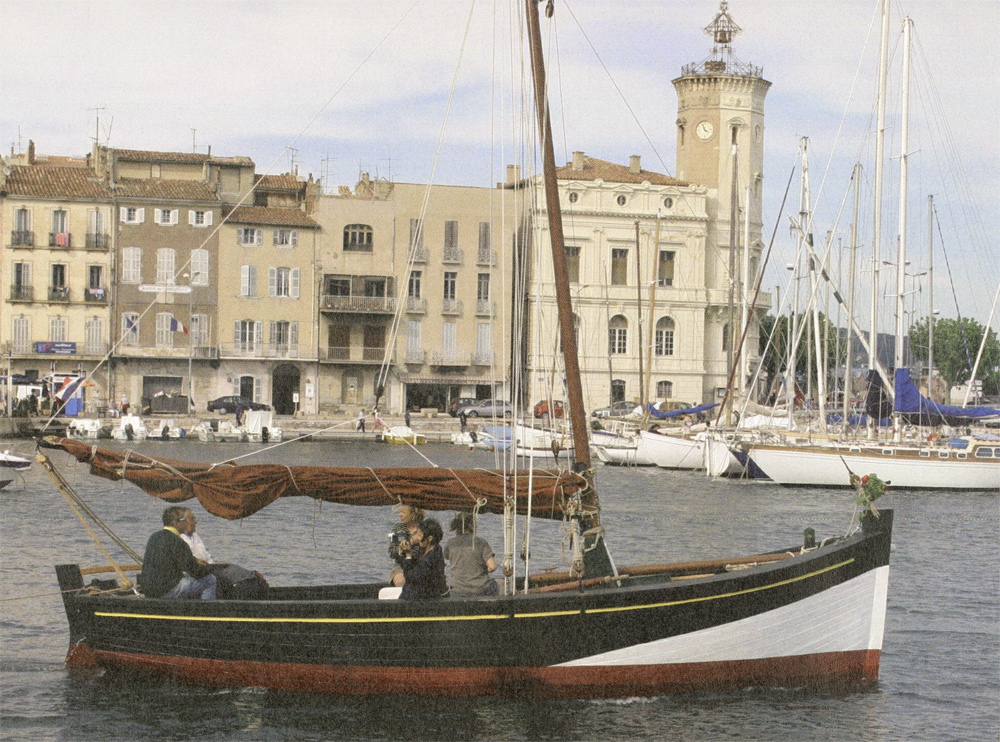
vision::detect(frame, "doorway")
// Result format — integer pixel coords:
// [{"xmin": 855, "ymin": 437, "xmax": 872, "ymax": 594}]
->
[{"xmin": 272, "ymin": 364, "xmax": 300, "ymax": 415}]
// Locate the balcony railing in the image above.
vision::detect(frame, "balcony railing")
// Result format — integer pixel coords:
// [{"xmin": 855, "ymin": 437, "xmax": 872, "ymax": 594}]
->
[
  {"xmin": 49, "ymin": 232, "xmax": 72, "ymax": 248},
  {"xmin": 220, "ymin": 342, "xmax": 302, "ymax": 359},
  {"xmin": 442, "ymin": 247, "xmax": 463, "ymax": 264},
  {"xmin": 409, "ymin": 247, "xmax": 428, "ymax": 263},
  {"xmin": 476, "ymin": 248, "xmax": 497, "ymax": 266},
  {"xmin": 84, "ymin": 287, "xmax": 108, "ymax": 303},
  {"xmin": 192, "ymin": 345, "xmax": 219, "ymax": 359},
  {"xmin": 406, "ymin": 297, "xmax": 427, "ymax": 313},
  {"xmin": 431, "ymin": 351, "xmax": 467, "ymax": 367},
  {"xmin": 441, "ymin": 298, "xmax": 463, "ymax": 315},
  {"xmin": 470, "ymin": 351, "xmax": 494, "ymax": 366},
  {"xmin": 321, "ymin": 294, "xmax": 397, "ymax": 314},
  {"xmin": 48, "ymin": 286, "xmax": 71, "ymax": 302},
  {"xmin": 321, "ymin": 346, "xmax": 391, "ymax": 363},
  {"xmin": 404, "ymin": 348, "xmax": 425, "ymax": 363},
  {"xmin": 475, "ymin": 300, "xmax": 495, "ymax": 317},
  {"xmin": 10, "ymin": 231, "xmax": 34, "ymax": 247},
  {"xmin": 9, "ymin": 285, "xmax": 33, "ymax": 302},
  {"xmin": 86, "ymin": 233, "xmax": 110, "ymax": 250}
]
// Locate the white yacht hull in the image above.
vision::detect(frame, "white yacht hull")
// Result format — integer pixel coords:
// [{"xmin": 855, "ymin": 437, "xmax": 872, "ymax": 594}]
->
[{"xmin": 637, "ymin": 431, "xmax": 704, "ymax": 470}]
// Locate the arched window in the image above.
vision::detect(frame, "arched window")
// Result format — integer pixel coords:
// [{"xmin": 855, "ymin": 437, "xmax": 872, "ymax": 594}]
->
[
  {"xmin": 611, "ymin": 379, "xmax": 626, "ymax": 403},
  {"xmin": 655, "ymin": 317, "xmax": 675, "ymax": 356},
  {"xmin": 343, "ymin": 224, "xmax": 373, "ymax": 251},
  {"xmin": 722, "ymin": 323, "xmax": 731, "ymax": 352},
  {"xmin": 608, "ymin": 314, "xmax": 628, "ymax": 355},
  {"xmin": 656, "ymin": 380, "xmax": 673, "ymax": 399}
]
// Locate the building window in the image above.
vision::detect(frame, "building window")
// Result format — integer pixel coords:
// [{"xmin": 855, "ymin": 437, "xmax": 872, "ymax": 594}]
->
[
  {"xmin": 155, "ymin": 313, "xmax": 175, "ymax": 348},
  {"xmin": 238, "ymin": 227, "xmax": 262, "ymax": 246},
  {"xmin": 190, "ymin": 249, "xmax": 209, "ymax": 286},
  {"xmin": 122, "ymin": 247, "xmax": 141, "ymax": 284},
  {"xmin": 269, "ymin": 320, "xmax": 298, "ymax": 350},
  {"xmin": 50, "ymin": 263, "xmax": 67, "ymax": 290},
  {"xmin": 234, "ymin": 319, "xmax": 262, "ymax": 352},
  {"xmin": 12, "ymin": 262, "xmax": 31, "ymax": 294},
  {"xmin": 156, "ymin": 248, "xmax": 176, "ymax": 284},
  {"xmin": 611, "ymin": 248, "xmax": 629, "ymax": 285},
  {"xmin": 269, "ymin": 267, "xmax": 300, "ymax": 298},
  {"xmin": 442, "ymin": 322, "xmax": 457, "ymax": 362},
  {"xmin": 478, "ymin": 222, "xmax": 491, "ymax": 250},
  {"xmin": 240, "ymin": 265, "xmax": 258, "ymax": 297},
  {"xmin": 656, "ymin": 380, "xmax": 673, "ymax": 399},
  {"xmin": 407, "ymin": 320, "xmax": 422, "ymax": 352},
  {"xmin": 50, "ymin": 316, "xmax": 68, "ymax": 342},
  {"xmin": 155, "ymin": 208, "xmax": 177, "ymax": 226},
  {"xmin": 188, "ymin": 209, "xmax": 213, "ymax": 227},
  {"xmin": 722, "ymin": 323, "xmax": 731, "ymax": 352},
  {"xmin": 122, "ymin": 313, "xmax": 140, "ymax": 346},
  {"xmin": 566, "ymin": 245, "xmax": 580, "ymax": 284},
  {"xmin": 15, "ymin": 207, "xmax": 31, "ymax": 232},
  {"xmin": 444, "ymin": 221, "xmax": 458, "ymax": 250},
  {"xmin": 616, "ymin": 194, "xmax": 627, "ymax": 207},
  {"xmin": 325, "ymin": 276, "xmax": 351, "ymax": 296},
  {"xmin": 190, "ymin": 314, "xmax": 211, "ymax": 346},
  {"xmin": 88, "ymin": 209, "xmax": 107, "ymax": 247},
  {"xmin": 343, "ymin": 224, "xmax": 373, "ymax": 251},
  {"xmin": 663, "ymin": 197, "xmax": 674, "ymax": 209},
  {"xmin": 476, "ymin": 322, "xmax": 491, "ymax": 360},
  {"xmin": 608, "ymin": 315, "xmax": 628, "ymax": 355},
  {"xmin": 12, "ymin": 316, "xmax": 31, "ymax": 353},
  {"xmin": 568, "ymin": 192, "xmax": 579, "ymax": 204},
  {"xmin": 655, "ymin": 317, "xmax": 675, "ymax": 356},
  {"xmin": 51, "ymin": 208, "xmax": 68, "ymax": 235},
  {"xmin": 477, "ymin": 273, "xmax": 490, "ymax": 302},
  {"xmin": 408, "ymin": 270, "xmax": 422, "ymax": 299},
  {"xmin": 443, "ymin": 271, "xmax": 457, "ymax": 301},
  {"xmin": 273, "ymin": 229, "xmax": 298, "ymax": 247},
  {"xmin": 85, "ymin": 317, "xmax": 103, "ymax": 354},
  {"xmin": 611, "ymin": 379, "xmax": 626, "ymax": 403},
  {"xmin": 409, "ymin": 218, "xmax": 423, "ymax": 250},
  {"xmin": 658, "ymin": 250, "xmax": 675, "ymax": 287},
  {"xmin": 120, "ymin": 207, "xmax": 144, "ymax": 224},
  {"xmin": 88, "ymin": 265, "xmax": 104, "ymax": 289}
]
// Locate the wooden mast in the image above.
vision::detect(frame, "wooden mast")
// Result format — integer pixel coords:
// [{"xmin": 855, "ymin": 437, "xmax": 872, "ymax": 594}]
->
[{"xmin": 525, "ymin": 0, "xmax": 591, "ymax": 473}]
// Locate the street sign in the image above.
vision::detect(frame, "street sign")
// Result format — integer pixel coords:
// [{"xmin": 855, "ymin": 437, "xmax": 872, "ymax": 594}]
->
[{"xmin": 138, "ymin": 284, "xmax": 192, "ymax": 294}]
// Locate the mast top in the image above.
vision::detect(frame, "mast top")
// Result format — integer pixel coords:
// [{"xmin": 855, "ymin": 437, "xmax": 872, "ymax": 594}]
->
[{"xmin": 681, "ymin": 1, "xmax": 763, "ymax": 79}]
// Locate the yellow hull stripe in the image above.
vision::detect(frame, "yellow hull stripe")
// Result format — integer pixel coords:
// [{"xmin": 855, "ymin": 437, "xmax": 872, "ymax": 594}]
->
[{"xmin": 92, "ymin": 558, "xmax": 853, "ymax": 625}]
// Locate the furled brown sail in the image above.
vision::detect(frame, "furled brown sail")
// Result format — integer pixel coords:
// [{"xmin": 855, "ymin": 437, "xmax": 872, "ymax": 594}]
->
[{"xmin": 45, "ymin": 438, "xmax": 585, "ymax": 521}]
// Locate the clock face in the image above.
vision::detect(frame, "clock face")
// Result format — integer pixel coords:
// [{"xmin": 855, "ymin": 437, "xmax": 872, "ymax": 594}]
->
[{"xmin": 696, "ymin": 121, "xmax": 714, "ymax": 140}]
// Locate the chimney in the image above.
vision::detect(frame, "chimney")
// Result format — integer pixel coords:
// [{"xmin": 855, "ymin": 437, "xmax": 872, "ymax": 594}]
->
[
  {"xmin": 28, "ymin": 140, "xmax": 36, "ymax": 165},
  {"xmin": 572, "ymin": 151, "xmax": 585, "ymax": 171},
  {"xmin": 506, "ymin": 164, "xmax": 521, "ymax": 184},
  {"xmin": 629, "ymin": 155, "xmax": 641, "ymax": 174}
]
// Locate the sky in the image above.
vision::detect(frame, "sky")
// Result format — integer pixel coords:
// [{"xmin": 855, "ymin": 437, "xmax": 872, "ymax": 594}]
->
[{"xmin": 4, "ymin": 0, "xmax": 998, "ymax": 332}]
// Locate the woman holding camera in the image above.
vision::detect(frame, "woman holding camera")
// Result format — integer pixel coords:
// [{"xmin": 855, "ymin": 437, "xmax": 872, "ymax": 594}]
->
[
  {"xmin": 389, "ymin": 504, "xmax": 425, "ymax": 587},
  {"xmin": 399, "ymin": 518, "xmax": 448, "ymax": 600}
]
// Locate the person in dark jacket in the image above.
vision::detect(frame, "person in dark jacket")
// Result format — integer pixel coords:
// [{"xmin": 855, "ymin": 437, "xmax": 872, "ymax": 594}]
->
[
  {"xmin": 400, "ymin": 518, "xmax": 448, "ymax": 600},
  {"xmin": 139, "ymin": 506, "xmax": 217, "ymax": 600}
]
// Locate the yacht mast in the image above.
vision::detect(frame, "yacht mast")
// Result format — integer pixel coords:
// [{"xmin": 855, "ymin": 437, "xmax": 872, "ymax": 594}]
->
[
  {"xmin": 844, "ymin": 163, "xmax": 862, "ymax": 423},
  {"xmin": 893, "ymin": 17, "xmax": 911, "ymax": 441}
]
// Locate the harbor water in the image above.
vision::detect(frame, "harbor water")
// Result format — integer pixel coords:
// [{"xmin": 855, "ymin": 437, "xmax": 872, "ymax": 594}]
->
[{"xmin": 1, "ymin": 438, "xmax": 997, "ymax": 741}]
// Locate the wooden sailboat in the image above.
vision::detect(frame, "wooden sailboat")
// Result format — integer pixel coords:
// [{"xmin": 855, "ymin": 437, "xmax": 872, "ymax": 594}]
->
[{"xmin": 45, "ymin": 1, "xmax": 894, "ymax": 696}]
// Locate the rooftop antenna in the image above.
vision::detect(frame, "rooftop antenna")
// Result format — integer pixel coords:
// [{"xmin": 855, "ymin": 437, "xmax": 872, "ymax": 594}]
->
[
  {"xmin": 287, "ymin": 147, "xmax": 299, "ymax": 174},
  {"xmin": 87, "ymin": 107, "xmax": 107, "ymax": 146},
  {"xmin": 320, "ymin": 151, "xmax": 337, "ymax": 194}
]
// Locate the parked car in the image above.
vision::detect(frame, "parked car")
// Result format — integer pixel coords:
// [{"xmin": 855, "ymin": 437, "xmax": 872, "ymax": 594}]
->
[
  {"xmin": 533, "ymin": 400, "xmax": 565, "ymax": 419},
  {"xmin": 448, "ymin": 397, "xmax": 478, "ymax": 417},
  {"xmin": 207, "ymin": 395, "xmax": 270, "ymax": 414},
  {"xmin": 591, "ymin": 400, "xmax": 640, "ymax": 419},
  {"xmin": 458, "ymin": 399, "xmax": 512, "ymax": 418}
]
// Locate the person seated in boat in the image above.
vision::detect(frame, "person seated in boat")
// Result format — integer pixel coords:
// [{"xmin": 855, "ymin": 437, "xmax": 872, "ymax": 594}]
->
[
  {"xmin": 138, "ymin": 506, "xmax": 216, "ymax": 600},
  {"xmin": 443, "ymin": 512, "xmax": 498, "ymax": 597},
  {"xmin": 388, "ymin": 504, "xmax": 425, "ymax": 587},
  {"xmin": 177, "ymin": 508, "xmax": 213, "ymax": 565},
  {"xmin": 398, "ymin": 518, "xmax": 448, "ymax": 600},
  {"xmin": 176, "ymin": 506, "xmax": 270, "ymax": 599}
]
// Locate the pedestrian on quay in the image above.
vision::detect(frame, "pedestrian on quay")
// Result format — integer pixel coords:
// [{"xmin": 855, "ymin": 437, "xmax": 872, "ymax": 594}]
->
[
  {"xmin": 459, "ymin": 409, "xmax": 468, "ymax": 432},
  {"xmin": 357, "ymin": 409, "xmax": 366, "ymax": 433},
  {"xmin": 405, "ymin": 409, "xmax": 411, "ymax": 428}
]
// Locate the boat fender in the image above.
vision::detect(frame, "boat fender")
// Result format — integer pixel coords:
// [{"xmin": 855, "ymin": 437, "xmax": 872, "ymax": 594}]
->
[
  {"xmin": 124, "ymin": 423, "xmax": 134, "ymax": 441},
  {"xmin": 261, "ymin": 427, "xmax": 269, "ymax": 443}
]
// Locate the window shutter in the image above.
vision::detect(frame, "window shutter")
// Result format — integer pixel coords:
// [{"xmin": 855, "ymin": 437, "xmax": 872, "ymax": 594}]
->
[
  {"xmin": 254, "ymin": 228, "xmax": 261, "ymax": 245},
  {"xmin": 241, "ymin": 266, "xmax": 250, "ymax": 296},
  {"xmin": 137, "ymin": 208, "xmax": 145, "ymax": 223},
  {"xmin": 254, "ymin": 377, "xmax": 263, "ymax": 403},
  {"xmin": 233, "ymin": 377, "xmax": 241, "ymax": 395},
  {"xmin": 205, "ymin": 211, "xmax": 214, "ymax": 226},
  {"xmin": 268, "ymin": 267, "xmax": 277, "ymax": 297},
  {"xmin": 188, "ymin": 210, "xmax": 196, "ymax": 226},
  {"xmin": 233, "ymin": 321, "xmax": 240, "ymax": 345},
  {"xmin": 290, "ymin": 268, "xmax": 300, "ymax": 298},
  {"xmin": 254, "ymin": 321, "xmax": 263, "ymax": 348},
  {"xmin": 269, "ymin": 321, "xmax": 277, "ymax": 344},
  {"xmin": 120, "ymin": 207, "xmax": 128, "ymax": 222},
  {"xmin": 249, "ymin": 265, "xmax": 257, "ymax": 296},
  {"xmin": 290, "ymin": 321, "xmax": 298, "ymax": 345},
  {"xmin": 171, "ymin": 210, "xmax": 179, "ymax": 225},
  {"xmin": 291, "ymin": 230, "xmax": 298, "ymax": 247},
  {"xmin": 154, "ymin": 209, "xmax": 163, "ymax": 224},
  {"xmin": 272, "ymin": 230, "xmax": 279, "ymax": 246}
]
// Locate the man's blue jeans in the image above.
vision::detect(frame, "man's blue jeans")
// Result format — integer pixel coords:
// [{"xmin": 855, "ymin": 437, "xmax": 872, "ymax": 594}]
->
[{"xmin": 163, "ymin": 573, "xmax": 217, "ymax": 600}]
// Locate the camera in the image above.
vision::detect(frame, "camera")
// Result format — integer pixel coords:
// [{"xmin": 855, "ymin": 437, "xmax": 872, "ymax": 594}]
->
[{"xmin": 388, "ymin": 528, "xmax": 413, "ymax": 563}]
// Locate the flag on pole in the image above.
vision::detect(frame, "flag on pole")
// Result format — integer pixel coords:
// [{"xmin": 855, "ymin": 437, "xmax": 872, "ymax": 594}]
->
[
  {"xmin": 55, "ymin": 376, "xmax": 84, "ymax": 402},
  {"xmin": 169, "ymin": 318, "xmax": 189, "ymax": 334}
]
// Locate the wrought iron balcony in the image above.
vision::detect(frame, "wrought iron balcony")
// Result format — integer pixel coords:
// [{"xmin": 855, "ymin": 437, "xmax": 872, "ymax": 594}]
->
[
  {"xmin": 9, "ymin": 285, "xmax": 33, "ymax": 302},
  {"xmin": 10, "ymin": 231, "xmax": 34, "ymax": 247},
  {"xmin": 406, "ymin": 297, "xmax": 427, "ymax": 313},
  {"xmin": 442, "ymin": 247, "xmax": 463, "ymax": 264},
  {"xmin": 430, "ymin": 351, "xmax": 467, "ymax": 367},
  {"xmin": 321, "ymin": 346, "xmax": 391, "ymax": 364},
  {"xmin": 48, "ymin": 286, "xmax": 71, "ymax": 302},
  {"xmin": 470, "ymin": 351, "xmax": 494, "ymax": 366},
  {"xmin": 404, "ymin": 348, "xmax": 425, "ymax": 363},
  {"xmin": 321, "ymin": 294, "xmax": 397, "ymax": 314},
  {"xmin": 441, "ymin": 298, "xmax": 463, "ymax": 315},
  {"xmin": 475, "ymin": 300, "xmax": 495, "ymax": 317},
  {"xmin": 409, "ymin": 247, "xmax": 428, "ymax": 263},
  {"xmin": 476, "ymin": 248, "xmax": 497, "ymax": 266},
  {"xmin": 84, "ymin": 287, "xmax": 108, "ymax": 303},
  {"xmin": 49, "ymin": 232, "xmax": 72, "ymax": 248},
  {"xmin": 192, "ymin": 345, "xmax": 219, "ymax": 359},
  {"xmin": 86, "ymin": 233, "xmax": 110, "ymax": 250},
  {"xmin": 220, "ymin": 342, "xmax": 302, "ymax": 359}
]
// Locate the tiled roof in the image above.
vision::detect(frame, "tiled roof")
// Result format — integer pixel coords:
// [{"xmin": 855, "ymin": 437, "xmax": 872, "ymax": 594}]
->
[
  {"xmin": 226, "ymin": 205, "xmax": 318, "ymax": 228},
  {"xmin": 113, "ymin": 178, "xmax": 220, "ymax": 202},
  {"xmin": 556, "ymin": 155, "xmax": 686, "ymax": 186},
  {"xmin": 2, "ymin": 166, "xmax": 110, "ymax": 199},
  {"xmin": 256, "ymin": 174, "xmax": 302, "ymax": 191},
  {"xmin": 111, "ymin": 148, "xmax": 254, "ymax": 167}
]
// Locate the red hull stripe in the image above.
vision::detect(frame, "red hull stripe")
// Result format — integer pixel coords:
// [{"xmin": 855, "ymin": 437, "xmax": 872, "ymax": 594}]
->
[{"xmin": 75, "ymin": 647, "xmax": 881, "ymax": 698}]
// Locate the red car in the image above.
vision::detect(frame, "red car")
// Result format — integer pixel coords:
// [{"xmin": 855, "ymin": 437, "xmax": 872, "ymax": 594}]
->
[{"xmin": 533, "ymin": 400, "xmax": 565, "ymax": 418}]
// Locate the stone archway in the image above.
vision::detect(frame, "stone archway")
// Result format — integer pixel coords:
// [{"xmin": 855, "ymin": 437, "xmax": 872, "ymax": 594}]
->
[{"xmin": 271, "ymin": 363, "xmax": 300, "ymax": 416}]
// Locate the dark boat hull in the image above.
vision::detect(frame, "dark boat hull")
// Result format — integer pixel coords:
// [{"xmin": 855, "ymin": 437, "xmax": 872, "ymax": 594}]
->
[{"xmin": 56, "ymin": 511, "xmax": 892, "ymax": 698}]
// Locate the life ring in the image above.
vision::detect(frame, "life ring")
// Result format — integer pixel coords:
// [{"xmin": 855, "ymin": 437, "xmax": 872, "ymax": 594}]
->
[
  {"xmin": 261, "ymin": 427, "xmax": 270, "ymax": 443},
  {"xmin": 124, "ymin": 423, "xmax": 134, "ymax": 441}
]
